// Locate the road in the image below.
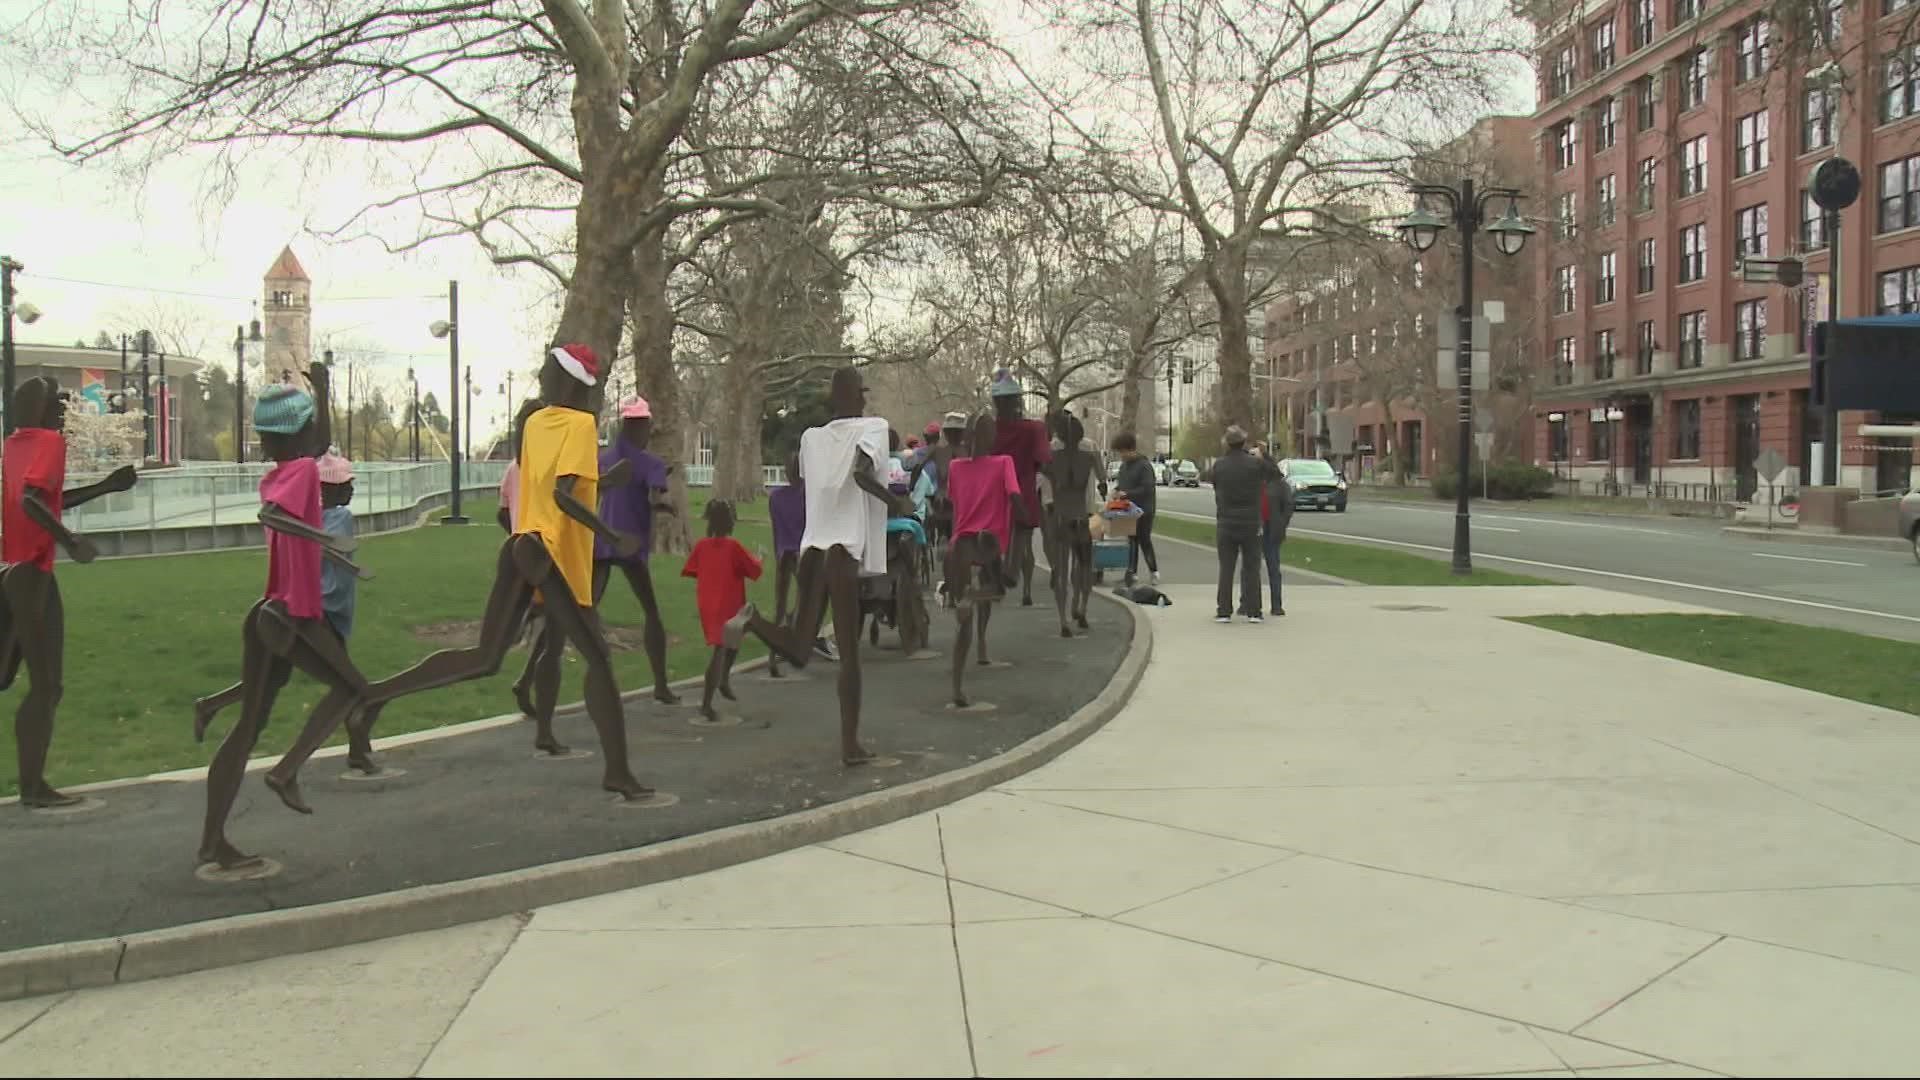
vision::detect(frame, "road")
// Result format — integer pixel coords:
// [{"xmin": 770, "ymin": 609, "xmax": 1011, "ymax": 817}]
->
[{"xmin": 1156, "ymin": 487, "xmax": 1920, "ymax": 642}]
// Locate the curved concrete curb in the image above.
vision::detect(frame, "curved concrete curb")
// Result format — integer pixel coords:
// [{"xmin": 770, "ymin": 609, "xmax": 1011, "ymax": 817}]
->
[{"xmin": 0, "ymin": 592, "xmax": 1152, "ymax": 1001}]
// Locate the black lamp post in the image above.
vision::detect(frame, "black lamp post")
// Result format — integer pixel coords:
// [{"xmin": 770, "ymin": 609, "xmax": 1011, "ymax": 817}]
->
[
  {"xmin": 2, "ymin": 256, "xmax": 43, "ymax": 435},
  {"xmin": 429, "ymin": 279, "xmax": 467, "ymax": 523},
  {"xmin": 1395, "ymin": 179, "xmax": 1535, "ymax": 574},
  {"xmin": 232, "ymin": 320, "xmax": 263, "ymax": 463}
]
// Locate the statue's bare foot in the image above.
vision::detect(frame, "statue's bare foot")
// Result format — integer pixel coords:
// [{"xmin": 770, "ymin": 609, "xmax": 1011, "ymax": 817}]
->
[
  {"xmin": 1060, "ymin": 625, "xmax": 1072, "ymax": 638},
  {"xmin": 346, "ymin": 753, "xmax": 383, "ymax": 776},
  {"xmin": 718, "ymin": 682, "xmax": 736, "ymax": 702},
  {"xmin": 192, "ymin": 697, "xmax": 216, "ymax": 743},
  {"xmin": 512, "ymin": 681, "xmax": 537, "ymax": 718},
  {"xmin": 603, "ymin": 775, "xmax": 656, "ymax": 800},
  {"xmin": 20, "ymin": 785, "xmax": 80, "ymax": 809},
  {"xmin": 953, "ymin": 694, "xmax": 970, "ymax": 709},
  {"xmin": 263, "ymin": 772, "xmax": 313, "ymax": 815},
  {"xmin": 653, "ymin": 686, "xmax": 682, "ymax": 705},
  {"xmin": 843, "ymin": 744, "xmax": 877, "ymax": 766},
  {"xmin": 199, "ymin": 840, "xmax": 265, "ymax": 871},
  {"xmin": 534, "ymin": 733, "xmax": 572, "ymax": 757}
]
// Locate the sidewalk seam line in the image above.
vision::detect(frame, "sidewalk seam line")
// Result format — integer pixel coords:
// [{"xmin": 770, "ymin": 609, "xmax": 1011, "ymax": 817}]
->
[
  {"xmin": 0, "ymin": 993, "xmax": 69, "ymax": 1048},
  {"xmin": 413, "ymin": 913, "xmax": 531, "ymax": 1077},
  {"xmin": 1641, "ymin": 733, "xmax": 1920, "ymax": 850},
  {"xmin": 1568, "ymin": 935, "xmax": 1725, "ymax": 1036},
  {"xmin": 935, "ymin": 815, "xmax": 980, "ymax": 1078}
]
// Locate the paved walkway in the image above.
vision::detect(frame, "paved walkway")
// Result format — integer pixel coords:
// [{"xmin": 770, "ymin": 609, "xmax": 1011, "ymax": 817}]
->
[{"xmin": 8, "ymin": 582, "xmax": 1920, "ymax": 1076}]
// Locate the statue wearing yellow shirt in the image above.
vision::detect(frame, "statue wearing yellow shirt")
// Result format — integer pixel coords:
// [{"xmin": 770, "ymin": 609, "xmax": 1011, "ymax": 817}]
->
[{"xmin": 363, "ymin": 343, "xmax": 665, "ymax": 803}]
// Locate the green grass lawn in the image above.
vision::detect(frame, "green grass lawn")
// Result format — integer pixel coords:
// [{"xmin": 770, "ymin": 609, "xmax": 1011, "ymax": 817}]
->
[
  {"xmin": 5, "ymin": 495, "xmax": 779, "ymax": 795},
  {"xmin": 1154, "ymin": 514, "xmax": 1550, "ymax": 586},
  {"xmin": 1516, "ymin": 613, "xmax": 1920, "ymax": 715}
]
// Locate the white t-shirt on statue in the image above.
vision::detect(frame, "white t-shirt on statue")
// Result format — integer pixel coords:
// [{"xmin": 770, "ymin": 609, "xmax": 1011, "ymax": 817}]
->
[{"xmin": 799, "ymin": 416, "xmax": 891, "ymax": 577}]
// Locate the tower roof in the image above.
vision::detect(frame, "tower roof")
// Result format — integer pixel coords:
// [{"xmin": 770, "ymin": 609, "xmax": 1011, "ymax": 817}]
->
[{"xmin": 265, "ymin": 245, "xmax": 309, "ymax": 282}]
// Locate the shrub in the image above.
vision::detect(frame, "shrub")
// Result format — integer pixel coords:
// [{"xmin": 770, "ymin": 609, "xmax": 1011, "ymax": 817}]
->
[{"xmin": 1432, "ymin": 461, "xmax": 1554, "ymax": 501}]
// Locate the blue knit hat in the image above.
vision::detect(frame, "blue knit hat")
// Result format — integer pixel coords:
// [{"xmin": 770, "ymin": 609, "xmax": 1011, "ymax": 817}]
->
[
  {"xmin": 253, "ymin": 384, "xmax": 315, "ymax": 435},
  {"xmin": 989, "ymin": 369, "xmax": 1022, "ymax": 398}
]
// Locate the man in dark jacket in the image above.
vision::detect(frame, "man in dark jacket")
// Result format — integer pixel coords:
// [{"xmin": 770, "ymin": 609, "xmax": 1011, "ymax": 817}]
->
[
  {"xmin": 1202, "ymin": 425, "xmax": 1277, "ymax": 623},
  {"xmin": 1255, "ymin": 443, "xmax": 1294, "ymax": 616}
]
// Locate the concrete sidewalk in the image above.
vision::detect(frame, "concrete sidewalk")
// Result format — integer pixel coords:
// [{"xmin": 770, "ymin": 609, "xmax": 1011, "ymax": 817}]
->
[{"xmin": 8, "ymin": 584, "xmax": 1920, "ymax": 1076}]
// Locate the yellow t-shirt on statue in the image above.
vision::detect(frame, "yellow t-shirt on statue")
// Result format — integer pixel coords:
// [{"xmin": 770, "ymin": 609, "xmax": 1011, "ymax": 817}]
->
[{"xmin": 516, "ymin": 405, "xmax": 600, "ymax": 606}]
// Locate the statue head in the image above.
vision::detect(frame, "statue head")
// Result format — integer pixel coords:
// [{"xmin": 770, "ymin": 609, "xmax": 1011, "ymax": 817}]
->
[
  {"xmin": 12, "ymin": 377, "xmax": 66, "ymax": 433},
  {"xmin": 618, "ymin": 396, "xmax": 653, "ymax": 451},
  {"xmin": 319, "ymin": 451, "xmax": 354, "ymax": 508},
  {"xmin": 253, "ymin": 384, "xmax": 317, "ymax": 463},
  {"xmin": 827, "ymin": 366, "xmax": 867, "ymax": 419},
  {"xmin": 989, "ymin": 369, "xmax": 1023, "ymax": 420},
  {"xmin": 540, "ymin": 343, "xmax": 599, "ymax": 411}
]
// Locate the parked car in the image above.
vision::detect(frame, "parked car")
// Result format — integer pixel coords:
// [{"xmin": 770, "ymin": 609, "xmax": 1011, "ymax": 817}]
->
[
  {"xmin": 1173, "ymin": 460, "xmax": 1201, "ymax": 487},
  {"xmin": 1283, "ymin": 457, "xmax": 1348, "ymax": 511},
  {"xmin": 1899, "ymin": 488, "xmax": 1920, "ymax": 563}
]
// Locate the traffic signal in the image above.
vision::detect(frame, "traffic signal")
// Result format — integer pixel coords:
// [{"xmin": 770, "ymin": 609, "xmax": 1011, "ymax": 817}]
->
[
  {"xmin": 1181, "ymin": 355, "xmax": 1194, "ymax": 384},
  {"xmin": 1810, "ymin": 322, "xmax": 1827, "ymax": 408}
]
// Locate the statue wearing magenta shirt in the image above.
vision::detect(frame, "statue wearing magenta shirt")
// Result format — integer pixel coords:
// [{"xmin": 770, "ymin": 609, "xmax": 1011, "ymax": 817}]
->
[
  {"xmin": 0, "ymin": 377, "xmax": 137, "ymax": 808},
  {"xmin": 987, "ymin": 371, "xmax": 1051, "ymax": 607},
  {"xmin": 585, "ymin": 396, "xmax": 678, "ymax": 705}
]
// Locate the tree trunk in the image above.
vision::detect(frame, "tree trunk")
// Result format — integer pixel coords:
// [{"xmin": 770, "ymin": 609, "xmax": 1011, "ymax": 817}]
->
[
  {"xmin": 712, "ymin": 350, "xmax": 768, "ymax": 506},
  {"xmin": 630, "ymin": 217, "xmax": 692, "ymax": 555},
  {"xmin": 1207, "ymin": 253, "xmax": 1255, "ymax": 433},
  {"xmin": 1119, "ymin": 353, "xmax": 1145, "ymax": 433}
]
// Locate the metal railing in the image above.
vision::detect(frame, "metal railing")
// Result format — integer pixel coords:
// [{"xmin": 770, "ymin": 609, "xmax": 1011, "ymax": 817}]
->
[{"xmin": 61, "ymin": 460, "xmax": 511, "ymax": 535}]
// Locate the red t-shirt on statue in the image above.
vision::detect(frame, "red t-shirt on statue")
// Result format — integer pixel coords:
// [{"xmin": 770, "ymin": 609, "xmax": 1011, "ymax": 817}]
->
[
  {"xmin": 682, "ymin": 536, "xmax": 763, "ymax": 647},
  {"xmin": 2, "ymin": 429, "xmax": 67, "ymax": 571}
]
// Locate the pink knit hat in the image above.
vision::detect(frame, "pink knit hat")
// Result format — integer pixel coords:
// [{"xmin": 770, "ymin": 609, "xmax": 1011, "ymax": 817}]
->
[
  {"xmin": 317, "ymin": 452, "xmax": 354, "ymax": 484},
  {"xmin": 619, "ymin": 396, "xmax": 652, "ymax": 419}
]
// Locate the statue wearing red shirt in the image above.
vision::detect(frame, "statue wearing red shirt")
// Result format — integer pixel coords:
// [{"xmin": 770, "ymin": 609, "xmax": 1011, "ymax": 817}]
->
[{"xmin": 0, "ymin": 377, "xmax": 137, "ymax": 808}]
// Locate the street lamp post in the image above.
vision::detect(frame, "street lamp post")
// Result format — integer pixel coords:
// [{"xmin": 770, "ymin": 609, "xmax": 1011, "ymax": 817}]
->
[
  {"xmin": 1396, "ymin": 179, "xmax": 1535, "ymax": 575},
  {"xmin": 2, "ymin": 256, "xmax": 44, "ymax": 434},
  {"xmin": 232, "ymin": 320, "xmax": 263, "ymax": 463},
  {"xmin": 429, "ymin": 279, "xmax": 466, "ymax": 523}
]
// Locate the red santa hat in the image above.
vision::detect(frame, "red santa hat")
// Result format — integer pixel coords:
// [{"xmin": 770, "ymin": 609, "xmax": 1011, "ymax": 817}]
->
[{"xmin": 549, "ymin": 343, "xmax": 599, "ymax": 387}]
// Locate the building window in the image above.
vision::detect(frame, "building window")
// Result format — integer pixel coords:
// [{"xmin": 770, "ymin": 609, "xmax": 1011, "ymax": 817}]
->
[
  {"xmin": 1679, "ymin": 47, "xmax": 1709, "ymax": 110},
  {"xmin": 1801, "ymin": 189, "xmax": 1829, "ymax": 250},
  {"xmin": 1596, "ymin": 174, "xmax": 1617, "ymax": 225},
  {"xmin": 1634, "ymin": 74, "xmax": 1657, "ymax": 130},
  {"xmin": 1679, "ymin": 135, "xmax": 1707, "ymax": 196},
  {"xmin": 1549, "ymin": 415, "xmax": 1570, "ymax": 460},
  {"xmin": 1735, "ymin": 203, "xmax": 1769, "ymax": 259},
  {"xmin": 1679, "ymin": 222, "xmax": 1706, "ymax": 282},
  {"xmin": 1735, "ymin": 17, "xmax": 1771, "ymax": 82},
  {"xmin": 1556, "ymin": 191, "xmax": 1578, "ymax": 238},
  {"xmin": 1882, "ymin": 47, "xmax": 1920, "ymax": 123},
  {"xmin": 1734, "ymin": 111, "xmax": 1769, "ymax": 177},
  {"xmin": 1880, "ymin": 154, "xmax": 1920, "ymax": 232},
  {"xmin": 1593, "ymin": 96, "xmax": 1618, "ymax": 151},
  {"xmin": 1636, "ymin": 319, "xmax": 1657, "ymax": 375},
  {"xmin": 1632, "ymin": 0, "xmax": 1656, "ymax": 48},
  {"xmin": 1637, "ymin": 237, "xmax": 1656, "ymax": 293},
  {"xmin": 1879, "ymin": 266, "xmax": 1920, "ymax": 313},
  {"xmin": 1555, "ymin": 336, "xmax": 1577, "ymax": 385},
  {"xmin": 1735, "ymin": 298, "xmax": 1767, "ymax": 360},
  {"xmin": 1595, "ymin": 328, "xmax": 1617, "ymax": 380},
  {"xmin": 1813, "ymin": 0, "xmax": 1842, "ymax": 47},
  {"xmin": 1636, "ymin": 156, "xmax": 1657, "ymax": 211},
  {"xmin": 1803, "ymin": 85, "xmax": 1835, "ymax": 151},
  {"xmin": 1556, "ymin": 264, "xmax": 1578, "ymax": 313},
  {"xmin": 1592, "ymin": 19, "xmax": 1617, "ymax": 72},
  {"xmin": 1554, "ymin": 120, "xmax": 1578, "ymax": 170},
  {"xmin": 1673, "ymin": 0, "xmax": 1700, "ymax": 24},
  {"xmin": 1593, "ymin": 413, "xmax": 1615, "ymax": 460},
  {"xmin": 1596, "ymin": 251, "xmax": 1617, "ymax": 303},
  {"xmin": 1672, "ymin": 398, "xmax": 1702, "ymax": 458},
  {"xmin": 1551, "ymin": 43, "xmax": 1577, "ymax": 98},
  {"xmin": 1678, "ymin": 311, "xmax": 1706, "ymax": 369}
]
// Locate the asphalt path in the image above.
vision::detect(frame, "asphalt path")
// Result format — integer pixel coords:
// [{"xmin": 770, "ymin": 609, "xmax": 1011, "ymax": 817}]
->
[{"xmin": 1157, "ymin": 486, "xmax": 1920, "ymax": 642}]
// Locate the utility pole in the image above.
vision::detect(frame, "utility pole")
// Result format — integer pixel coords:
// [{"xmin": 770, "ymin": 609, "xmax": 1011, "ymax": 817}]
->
[
  {"xmin": 1, "ymin": 256, "xmax": 23, "ymax": 434},
  {"xmin": 345, "ymin": 357, "xmax": 355, "ymax": 459}
]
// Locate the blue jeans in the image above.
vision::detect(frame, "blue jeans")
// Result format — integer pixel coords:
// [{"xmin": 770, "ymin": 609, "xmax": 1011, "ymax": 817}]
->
[{"xmin": 1262, "ymin": 519, "xmax": 1286, "ymax": 612}]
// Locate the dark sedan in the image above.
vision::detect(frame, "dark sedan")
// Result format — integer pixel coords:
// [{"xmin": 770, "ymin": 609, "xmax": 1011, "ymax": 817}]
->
[{"xmin": 1283, "ymin": 458, "xmax": 1347, "ymax": 512}]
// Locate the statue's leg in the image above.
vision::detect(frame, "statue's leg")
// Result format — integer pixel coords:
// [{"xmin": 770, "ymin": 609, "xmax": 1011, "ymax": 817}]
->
[
  {"xmin": 192, "ymin": 681, "xmax": 245, "ymax": 743},
  {"xmin": 543, "ymin": 591, "xmax": 652, "ymax": 798},
  {"xmin": 1050, "ymin": 515, "xmax": 1073, "ymax": 638},
  {"xmin": 824, "ymin": 548, "xmax": 871, "ymax": 765},
  {"xmin": 699, "ymin": 647, "xmax": 723, "ymax": 722},
  {"xmin": 948, "ymin": 537, "xmax": 974, "ymax": 707},
  {"xmin": 1073, "ymin": 524, "xmax": 1094, "ymax": 628},
  {"xmin": 510, "ymin": 605, "xmax": 544, "ymax": 718},
  {"xmin": 199, "ymin": 603, "xmax": 290, "ymax": 868},
  {"xmin": 730, "ymin": 548, "xmax": 828, "ymax": 668},
  {"xmin": 768, "ymin": 552, "xmax": 794, "ymax": 677},
  {"xmin": 365, "ymin": 538, "xmax": 535, "ymax": 703},
  {"xmin": 621, "ymin": 561, "xmax": 678, "ymax": 703},
  {"xmin": 262, "ymin": 613, "xmax": 375, "ymax": 812},
  {"xmin": 0, "ymin": 567, "xmax": 19, "ymax": 692},
  {"xmin": 1018, "ymin": 523, "xmax": 1038, "ymax": 606},
  {"xmin": 976, "ymin": 534, "xmax": 1003, "ymax": 666},
  {"xmin": 529, "ymin": 614, "xmax": 569, "ymax": 754},
  {"xmin": 6, "ymin": 566, "xmax": 72, "ymax": 807}
]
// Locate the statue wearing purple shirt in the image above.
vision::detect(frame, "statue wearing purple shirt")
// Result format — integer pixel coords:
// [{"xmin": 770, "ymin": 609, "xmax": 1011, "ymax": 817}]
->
[
  {"xmin": 764, "ymin": 453, "xmax": 817, "ymax": 678},
  {"xmin": 584, "ymin": 397, "xmax": 680, "ymax": 704}
]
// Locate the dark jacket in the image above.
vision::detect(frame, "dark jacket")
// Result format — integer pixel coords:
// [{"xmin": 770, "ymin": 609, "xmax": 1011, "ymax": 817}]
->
[
  {"xmin": 1204, "ymin": 447, "xmax": 1275, "ymax": 530},
  {"xmin": 1265, "ymin": 470, "xmax": 1294, "ymax": 532},
  {"xmin": 1113, "ymin": 457, "xmax": 1158, "ymax": 508}
]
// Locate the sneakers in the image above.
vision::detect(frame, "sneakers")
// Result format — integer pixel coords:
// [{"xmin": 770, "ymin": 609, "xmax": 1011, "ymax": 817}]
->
[
  {"xmin": 813, "ymin": 636, "xmax": 839, "ymax": 662},
  {"xmin": 1247, "ymin": 615, "xmax": 1264, "ymax": 624},
  {"xmin": 1150, "ymin": 570, "xmax": 1162, "ymax": 586},
  {"xmin": 1213, "ymin": 615, "xmax": 1232, "ymax": 624}
]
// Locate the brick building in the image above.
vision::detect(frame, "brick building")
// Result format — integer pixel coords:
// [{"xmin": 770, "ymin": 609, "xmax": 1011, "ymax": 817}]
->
[
  {"xmin": 1263, "ymin": 117, "xmax": 1540, "ymax": 479},
  {"xmin": 1530, "ymin": 0, "xmax": 1920, "ymax": 498}
]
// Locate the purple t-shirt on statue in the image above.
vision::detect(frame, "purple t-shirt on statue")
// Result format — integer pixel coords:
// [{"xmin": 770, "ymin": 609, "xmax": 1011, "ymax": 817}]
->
[
  {"xmin": 769, "ymin": 480, "xmax": 806, "ymax": 557},
  {"xmin": 594, "ymin": 439, "xmax": 669, "ymax": 563}
]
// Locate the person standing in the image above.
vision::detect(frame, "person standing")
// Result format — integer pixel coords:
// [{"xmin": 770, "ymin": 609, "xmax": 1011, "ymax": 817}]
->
[
  {"xmin": 1255, "ymin": 443, "xmax": 1294, "ymax": 617},
  {"xmin": 1201, "ymin": 426, "xmax": 1275, "ymax": 624},
  {"xmin": 1109, "ymin": 432, "xmax": 1160, "ymax": 586}
]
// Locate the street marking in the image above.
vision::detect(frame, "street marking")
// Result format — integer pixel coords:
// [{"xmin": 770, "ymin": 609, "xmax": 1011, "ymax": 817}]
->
[
  {"xmin": 1752, "ymin": 552, "xmax": 1867, "ymax": 568},
  {"xmin": 1367, "ymin": 501, "xmax": 1677, "ymax": 536},
  {"xmin": 1476, "ymin": 525, "xmax": 1523, "ymax": 533},
  {"xmin": 1160, "ymin": 510, "xmax": 1920, "ymax": 627}
]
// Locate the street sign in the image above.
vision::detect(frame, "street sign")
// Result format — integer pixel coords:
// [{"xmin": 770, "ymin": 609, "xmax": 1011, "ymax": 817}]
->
[
  {"xmin": 1482, "ymin": 300, "xmax": 1506, "ymax": 325},
  {"xmin": 1473, "ymin": 432, "xmax": 1494, "ymax": 457},
  {"xmin": 1753, "ymin": 448, "xmax": 1788, "ymax": 482},
  {"xmin": 1474, "ymin": 407, "xmax": 1493, "ymax": 433},
  {"xmin": 1739, "ymin": 257, "xmax": 1805, "ymax": 287},
  {"xmin": 1436, "ymin": 313, "xmax": 1491, "ymax": 390}
]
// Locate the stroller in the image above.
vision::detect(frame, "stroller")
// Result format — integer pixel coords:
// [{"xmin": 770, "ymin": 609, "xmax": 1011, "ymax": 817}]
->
[{"xmin": 862, "ymin": 515, "xmax": 933, "ymax": 654}]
